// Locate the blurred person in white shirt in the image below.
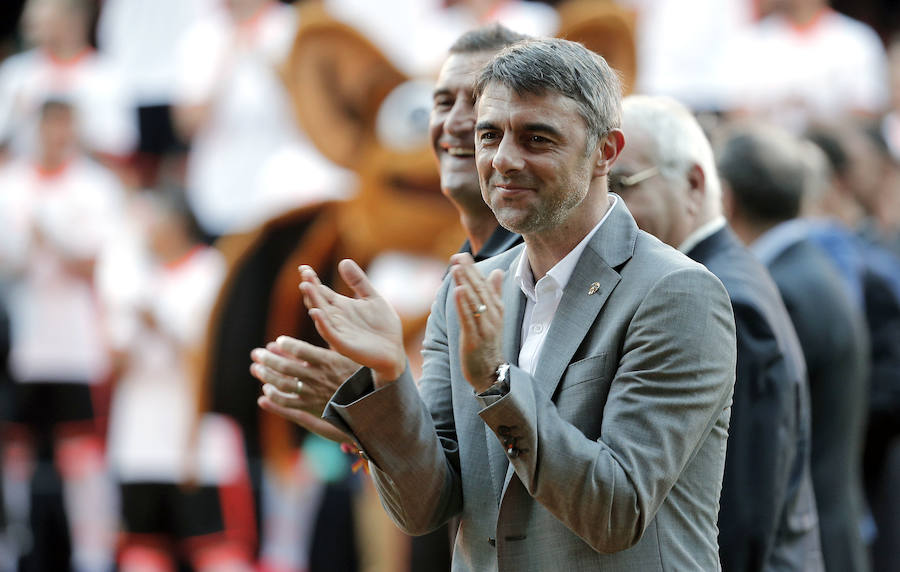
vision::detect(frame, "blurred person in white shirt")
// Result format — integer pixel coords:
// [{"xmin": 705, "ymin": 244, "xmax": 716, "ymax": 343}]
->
[
  {"xmin": 0, "ymin": 0, "xmax": 137, "ymax": 165},
  {"xmin": 0, "ymin": 98, "xmax": 122, "ymax": 572},
  {"xmin": 100, "ymin": 187, "xmax": 254, "ymax": 572},
  {"xmin": 172, "ymin": 0, "xmax": 353, "ymax": 239},
  {"xmin": 97, "ymin": 0, "xmax": 217, "ymax": 187},
  {"xmin": 720, "ymin": 0, "xmax": 889, "ymax": 131}
]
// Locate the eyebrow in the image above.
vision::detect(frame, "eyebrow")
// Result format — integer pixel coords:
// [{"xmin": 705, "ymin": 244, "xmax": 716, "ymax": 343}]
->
[
  {"xmin": 523, "ymin": 122, "xmax": 563, "ymax": 139},
  {"xmin": 432, "ymin": 88, "xmax": 451, "ymax": 99},
  {"xmin": 474, "ymin": 121, "xmax": 563, "ymax": 139}
]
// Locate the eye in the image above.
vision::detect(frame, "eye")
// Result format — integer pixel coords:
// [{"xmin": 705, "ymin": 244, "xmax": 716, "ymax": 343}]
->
[
  {"xmin": 479, "ymin": 131, "xmax": 499, "ymax": 143},
  {"xmin": 529, "ymin": 135, "xmax": 550, "ymax": 144},
  {"xmin": 433, "ymin": 96, "xmax": 453, "ymax": 110}
]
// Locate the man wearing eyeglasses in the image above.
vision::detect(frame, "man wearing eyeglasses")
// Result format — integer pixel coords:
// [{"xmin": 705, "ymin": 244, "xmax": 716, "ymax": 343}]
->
[{"xmin": 614, "ymin": 95, "xmax": 823, "ymax": 571}]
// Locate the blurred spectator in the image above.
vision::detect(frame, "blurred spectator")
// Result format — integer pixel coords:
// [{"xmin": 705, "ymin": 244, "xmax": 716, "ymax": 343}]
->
[
  {"xmin": 0, "ymin": 99, "xmax": 121, "ymax": 571},
  {"xmin": 620, "ymin": 0, "xmax": 755, "ymax": 111},
  {"xmin": 839, "ymin": 123, "xmax": 900, "ymax": 259},
  {"xmin": 0, "ymin": 0, "xmax": 137, "ymax": 163},
  {"xmin": 806, "ymin": 125, "xmax": 900, "ymax": 572},
  {"xmin": 719, "ymin": 124, "xmax": 872, "ymax": 572},
  {"xmin": 720, "ymin": 0, "xmax": 889, "ymax": 132},
  {"xmin": 96, "ymin": 0, "xmax": 217, "ymax": 187},
  {"xmin": 324, "ymin": 0, "xmax": 557, "ymax": 77},
  {"xmin": 99, "ymin": 187, "xmax": 254, "ymax": 571},
  {"xmin": 172, "ymin": 0, "xmax": 353, "ymax": 239}
]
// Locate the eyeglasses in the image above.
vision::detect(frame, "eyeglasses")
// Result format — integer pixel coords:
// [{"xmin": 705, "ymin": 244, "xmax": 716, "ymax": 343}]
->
[{"xmin": 608, "ymin": 165, "xmax": 660, "ymax": 194}]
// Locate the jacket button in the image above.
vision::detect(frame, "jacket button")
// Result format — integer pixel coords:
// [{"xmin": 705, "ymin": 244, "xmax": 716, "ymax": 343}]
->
[{"xmin": 488, "ymin": 537, "xmax": 496, "ymax": 547}]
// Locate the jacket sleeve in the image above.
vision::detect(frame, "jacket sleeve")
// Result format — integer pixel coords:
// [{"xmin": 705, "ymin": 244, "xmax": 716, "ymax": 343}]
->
[
  {"xmin": 478, "ymin": 266, "xmax": 737, "ymax": 553},
  {"xmin": 323, "ymin": 276, "xmax": 463, "ymax": 535}
]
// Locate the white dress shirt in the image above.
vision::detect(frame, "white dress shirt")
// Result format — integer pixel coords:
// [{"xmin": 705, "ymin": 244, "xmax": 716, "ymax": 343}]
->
[{"xmin": 514, "ymin": 196, "xmax": 618, "ymax": 375}]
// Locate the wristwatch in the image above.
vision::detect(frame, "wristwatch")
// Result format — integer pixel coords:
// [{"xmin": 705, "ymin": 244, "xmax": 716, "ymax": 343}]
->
[{"xmin": 478, "ymin": 363, "xmax": 511, "ymax": 397}]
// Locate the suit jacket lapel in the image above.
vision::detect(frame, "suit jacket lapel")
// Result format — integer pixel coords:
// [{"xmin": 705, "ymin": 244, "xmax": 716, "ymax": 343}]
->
[
  {"xmin": 531, "ymin": 197, "xmax": 637, "ymax": 400},
  {"xmin": 531, "ymin": 249, "xmax": 620, "ymax": 399},
  {"xmin": 497, "ymin": 197, "xmax": 638, "ymax": 495}
]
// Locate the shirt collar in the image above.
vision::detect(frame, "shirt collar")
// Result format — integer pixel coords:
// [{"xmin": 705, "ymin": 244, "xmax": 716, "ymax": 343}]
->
[
  {"xmin": 678, "ymin": 216, "xmax": 726, "ymax": 254},
  {"xmin": 515, "ymin": 195, "xmax": 618, "ymax": 301},
  {"xmin": 751, "ymin": 218, "xmax": 812, "ymax": 265}
]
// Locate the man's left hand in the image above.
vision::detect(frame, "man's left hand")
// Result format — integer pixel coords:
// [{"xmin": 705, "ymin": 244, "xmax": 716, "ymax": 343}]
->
[{"xmin": 449, "ymin": 253, "xmax": 505, "ymax": 393}]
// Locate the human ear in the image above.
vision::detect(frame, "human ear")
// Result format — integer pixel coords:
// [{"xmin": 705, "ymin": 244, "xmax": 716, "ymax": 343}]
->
[
  {"xmin": 685, "ymin": 163, "xmax": 706, "ymax": 216},
  {"xmin": 594, "ymin": 128, "xmax": 625, "ymax": 177}
]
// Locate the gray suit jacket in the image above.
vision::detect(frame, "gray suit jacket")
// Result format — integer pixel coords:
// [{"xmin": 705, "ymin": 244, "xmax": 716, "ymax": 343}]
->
[{"xmin": 325, "ymin": 200, "xmax": 737, "ymax": 571}]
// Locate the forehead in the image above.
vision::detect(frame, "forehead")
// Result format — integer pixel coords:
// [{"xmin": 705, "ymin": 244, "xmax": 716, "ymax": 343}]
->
[
  {"xmin": 476, "ymin": 82, "xmax": 582, "ymax": 126},
  {"xmin": 437, "ymin": 52, "xmax": 494, "ymax": 91}
]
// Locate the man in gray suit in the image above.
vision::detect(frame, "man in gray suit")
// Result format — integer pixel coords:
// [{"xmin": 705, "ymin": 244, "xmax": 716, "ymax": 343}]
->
[{"xmin": 295, "ymin": 39, "xmax": 737, "ymax": 570}]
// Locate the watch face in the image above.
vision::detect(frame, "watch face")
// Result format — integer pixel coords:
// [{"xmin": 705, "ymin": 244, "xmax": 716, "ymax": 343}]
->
[{"xmin": 497, "ymin": 363, "xmax": 511, "ymax": 383}]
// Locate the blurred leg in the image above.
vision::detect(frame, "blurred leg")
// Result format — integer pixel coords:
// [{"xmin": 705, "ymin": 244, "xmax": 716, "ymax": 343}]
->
[{"xmin": 55, "ymin": 431, "xmax": 118, "ymax": 572}]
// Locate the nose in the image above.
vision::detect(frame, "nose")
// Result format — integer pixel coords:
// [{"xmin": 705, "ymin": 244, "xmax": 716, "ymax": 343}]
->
[
  {"xmin": 445, "ymin": 99, "xmax": 475, "ymax": 137},
  {"xmin": 491, "ymin": 134, "xmax": 524, "ymax": 174}
]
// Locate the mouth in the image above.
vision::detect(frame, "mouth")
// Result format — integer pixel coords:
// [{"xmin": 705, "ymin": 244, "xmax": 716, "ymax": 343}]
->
[
  {"xmin": 494, "ymin": 183, "xmax": 533, "ymax": 198},
  {"xmin": 441, "ymin": 144, "xmax": 475, "ymax": 158}
]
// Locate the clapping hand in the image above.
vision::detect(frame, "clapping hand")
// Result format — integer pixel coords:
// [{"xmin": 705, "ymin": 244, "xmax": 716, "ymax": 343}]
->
[
  {"xmin": 449, "ymin": 253, "xmax": 505, "ymax": 393},
  {"xmin": 298, "ymin": 259, "xmax": 407, "ymax": 388},
  {"xmin": 251, "ymin": 335, "xmax": 359, "ymax": 444}
]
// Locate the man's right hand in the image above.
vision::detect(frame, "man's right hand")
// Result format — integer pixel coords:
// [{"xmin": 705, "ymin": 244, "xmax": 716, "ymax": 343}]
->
[{"xmin": 250, "ymin": 335, "xmax": 359, "ymax": 444}]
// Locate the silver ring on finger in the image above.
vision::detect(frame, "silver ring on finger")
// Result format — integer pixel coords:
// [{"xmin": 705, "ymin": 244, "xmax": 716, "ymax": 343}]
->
[
  {"xmin": 294, "ymin": 377, "xmax": 304, "ymax": 395},
  {"xmin": 473, "ymin": 303, "xmax": 487, "ymax": 318}
]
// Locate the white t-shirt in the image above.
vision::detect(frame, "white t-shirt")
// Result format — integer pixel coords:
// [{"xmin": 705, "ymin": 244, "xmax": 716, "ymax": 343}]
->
[
  {"xmin": 325, "ymin": 0, "xmax": 558, "ymax": 77},
  {"xmin": 174, "ymin": 2, "xmax": 353, "ymax": 236},
  {"xmin": 622, "ymin": 0, "xmax": 756, "ymax": 110},
  {"xmin": 0, "ymin": 49, "xmax": 138, "ymax": 158},
  {"xmin": 104, "ymin": 243, "xmax": 240, "ymax": 484},
  {"xmin": 720, "ymin": 8, "xmax": 889, "ymax": 131},
  {"xmin": 97, "ymin": 0, "xmax": 218, "ymax": 106},
  {"xmin": 0, "ymin": 156, "xmax": 124, "ymax": 384}
]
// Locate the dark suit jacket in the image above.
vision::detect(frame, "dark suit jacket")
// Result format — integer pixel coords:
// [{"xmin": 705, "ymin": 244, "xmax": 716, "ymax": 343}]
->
[
  {"xmin": 757, "ymin": 230, "xmax": 870, "ymax": 572},
  {"xmin": 688, "ymin": 226, "xmax": 822, "ymax": 571},
  {"xmin": 460, "ymin": 225, "xmax": 523, "ymax": 262}
]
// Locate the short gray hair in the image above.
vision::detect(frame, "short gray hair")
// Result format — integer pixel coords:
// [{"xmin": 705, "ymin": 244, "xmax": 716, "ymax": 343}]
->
[
  {"xmin": 473, "ymin": 38, "xmax": 622, "ymax": 146},
  {"xmin": 622, "ymin": 95, "xmax": 722, "ymax": 214},
  {"xmin": 449, "ymin": 25, "xmax": 529, "ymax": 55}
]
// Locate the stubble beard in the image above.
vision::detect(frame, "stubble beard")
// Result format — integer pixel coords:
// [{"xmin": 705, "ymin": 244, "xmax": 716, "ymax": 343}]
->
[{"xmin": 490, "ymin": 170, "xmax": 589, "ymax": 236}]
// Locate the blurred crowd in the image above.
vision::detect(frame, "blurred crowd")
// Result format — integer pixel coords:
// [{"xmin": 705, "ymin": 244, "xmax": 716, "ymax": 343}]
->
[{"xmin": 0, "ymin": 0, "xmax": 899, "ymax": 571}]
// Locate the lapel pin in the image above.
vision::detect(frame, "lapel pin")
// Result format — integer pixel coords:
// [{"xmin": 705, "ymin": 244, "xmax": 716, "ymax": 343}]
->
[{"xmin": 588, "ymin": 282, "xmax": 601, "ymax": 295}]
